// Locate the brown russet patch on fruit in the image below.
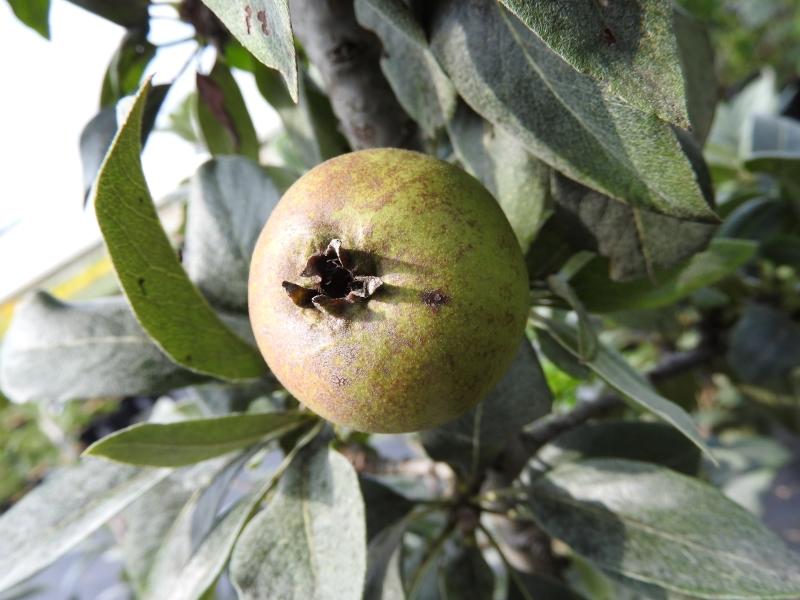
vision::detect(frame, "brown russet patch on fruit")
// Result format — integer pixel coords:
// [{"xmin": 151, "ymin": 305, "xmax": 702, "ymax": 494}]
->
[{"xmin": 421, "ymin": 288, "xmax": 450, "ymax": 312}]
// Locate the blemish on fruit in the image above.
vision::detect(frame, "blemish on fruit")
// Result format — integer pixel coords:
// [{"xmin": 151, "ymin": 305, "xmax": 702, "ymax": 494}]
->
[
  {"xmin": 137, "ymin": 277, "xmax": 146, "ymax": 296},
  {"xmin": 602, "ymin": 27, "xmax": 616, "ymax": 46},
  {"xmin": 421, "ymin": 288, "xmax": 450, "ymax": 312}
]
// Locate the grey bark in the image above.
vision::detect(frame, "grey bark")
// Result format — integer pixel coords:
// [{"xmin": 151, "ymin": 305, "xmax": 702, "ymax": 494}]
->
[{"xmin": 289, "ymin": 0, "xmax": 421, "ymax": 150}]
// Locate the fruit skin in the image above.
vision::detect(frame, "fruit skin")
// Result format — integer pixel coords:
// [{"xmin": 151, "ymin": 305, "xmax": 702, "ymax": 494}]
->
[{"xmin": 248, "ymin": 148, "xmax": 529, "ymax": 433}]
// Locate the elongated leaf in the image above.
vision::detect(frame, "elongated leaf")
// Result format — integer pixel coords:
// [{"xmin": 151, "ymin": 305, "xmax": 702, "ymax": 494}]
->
[
  {"xmin": 547, "ymin": 275, "xmax": 597, "ymax": 361},
  {"xmin": 85, "ymin": 411, "xmax": 308, "ymax": 466},
  {"xmin": 0, "ymin": 458, "xmax": 169, "ymax": 592},
  {"xmin": 81, "ymin": 83, "xmax": 169, "ymax": 202},
  {"xmin": 742, "ymin": 114, "xmax": 800, "ymax": 196},
  {"xmin": 429, "ymin": 0, "xmax": 714, "ymax": 221},
  {"xmin": 536, "ymin": 329, "xmax": 590, "ymax": 380},
  {"xmin": 65, "ymin": 0, "xmax": 149, "ymax": 28},
  {"xmin": 230, "ymin": 445, "xmax": 367, "ymax": 600},
  {"xmin": 442, "ymin": 537, "xmax": 494, "ymax": 599},
  {"xmin": 717, "ymin": 198, "xmax": 792, "ymax": 242},
  {"xmin": 497, "ymin": 0, "xmax": 689, "ymax": 128},
  {"xmin": 0, "ymin": 292, "xmax": 204, "ymax": 404},
  {"xmin": 674, "ymin": 7, "xmax": 717, "ymax": 145},
  {"xmin": 526, "ymin": 459, "xmax": 800, "ymax": 598},
  {"xmin": 92, "ymin": 79, "xmax": 266, "ymax": 380},
  {"xmin": 366, "ymin": 520, "xmax": 410, "ymax": 600},
  {"xmin": 728, "ymin": 303, "xmax": 800, "ymax": 394},
  {"xmin": 101, "ymin": 28, "xmax": 156, "ymax": 108},
  {"xmin": 706, "ymin": 70, "xmax": 778, "ymax": 163},
  {"xmin": 6, "ymin": 0, "xmax": 50, "ymax": 38},
  {"xmin": 199, "ymin": 0, "xmax": 297, "ymax": 101},
  {"xmin": 360, "ymin": 477, "xmax": 415, "ymax": 600},
  {"xmin": 447, "ymin": 101, "xmax": 551, "ymax": 253},
  {"xmin": 354, "ymin": 0, "xmax": 457, "ymax": 136},
  {"xmin": 570, "ymin": 239, "xmax": 757, "ymax": 313},
  {"xmin": 525, "ymin": 421, "xmax": 701, "ymax": 480},
  {"xmin": 143, "ymin": 423, "xmax": 322, "ymax": 600},
  {"xmin": 550, "ymin": 172, "xmax": 714, "ymax": 282},
  {"xmin": 183, "ymin": 157, "xmax": 284, "ymax": 312},
  {"xmin": 421, "ymin": 340, "xmax": 552, "ymax": 482},
  {"xmin": 508, "ymin": 570, "xmax": 585, "ymax": 600},
  {"xmin": 118, "ymin": 476, "xmax": 196, "ymax": 596},
  {"xmin": 116, "ymin": 456, "xmax": 234, "ymax": 595},
  {"xmin": 196, "ymin": 62, "xmax": 259, "ymax": 160},
  {"xmin": 252, "ymin": 62, "xmax": 348, "ymax": 168},
  {"xmin": 532, "ymin": 314, "xmax": 711, "ymax": 460}
]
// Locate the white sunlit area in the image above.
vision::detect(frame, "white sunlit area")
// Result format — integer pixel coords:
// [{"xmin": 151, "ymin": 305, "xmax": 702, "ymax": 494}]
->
[
  {"xmin": 0, "ymin": 0, "xmax": 279, "ymax": 307},
  {"xmin": 0, "ymin": 2, "xmax": 285, "ymax": 597},
  {"xmin": 1, "ymin": 1, "xmax": 800, "ymax": 600}
]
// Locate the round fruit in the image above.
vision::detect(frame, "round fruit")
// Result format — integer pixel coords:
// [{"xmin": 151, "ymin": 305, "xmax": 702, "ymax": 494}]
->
[{"xmin": 248, "ymin": 148, "xmax": 529, "ymax": 433}]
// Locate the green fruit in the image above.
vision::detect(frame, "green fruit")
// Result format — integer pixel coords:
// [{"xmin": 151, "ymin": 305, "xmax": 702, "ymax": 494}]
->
[{"xmin": 248, "ymin": 148, "xmax": 529, "ymax": 432}]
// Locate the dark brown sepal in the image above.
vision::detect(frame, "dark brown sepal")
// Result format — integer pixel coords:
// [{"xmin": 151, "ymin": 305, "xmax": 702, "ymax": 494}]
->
[
  {"xmin": 284, "ymin": 239, "xmax": 383, "ymax": 315},
  {"xmin": 312, "ymin": 294, "xmax": 351, "ymax": 317},
  {"xmin": 282, "ymin": 281, "xmax": 317, "ymax": 308}
]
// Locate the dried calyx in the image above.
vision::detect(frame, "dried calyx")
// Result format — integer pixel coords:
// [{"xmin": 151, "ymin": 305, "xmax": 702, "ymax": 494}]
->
[{"xmin": 282, "ymin": 239, "xmax": 383, "ymax": 315}]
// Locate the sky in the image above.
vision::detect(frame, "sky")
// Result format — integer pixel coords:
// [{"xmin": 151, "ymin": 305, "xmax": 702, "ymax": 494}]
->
[{"xmin": 0, "ymin": 0, "xmax": 279, "ymax": 302}]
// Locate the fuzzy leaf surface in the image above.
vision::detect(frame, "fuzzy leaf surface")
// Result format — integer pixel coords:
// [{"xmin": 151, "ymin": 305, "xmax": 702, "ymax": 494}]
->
[
  {"xmin": 550, "ymin": 172, "xmax": 715, "ymax": 282},
  {"xmin": 143, "ymin": 424, "xmax": 321, "ymax": 600},
  {"xmin": 92, "ymin": 80, "xmax": 266, "ymax": 380},
  {"xmin": 429, "ymin": 0, "xmax": 713, "ymax": 221},
  {"xmin": 230, "ymin": 445, "xmax": 366, "ymax": 600},
  {"xmin": 355, "ymin": 0, "xmax": 457, "ymax": 136},
  {"xmin": 570, "ymin": 239, "xmax": 757, "ymax": 313},
  {"xmin": 0, "ymin": 292, "xmax": 204, "ymax": 403},
  {"xmin": 183, "ymin": 157, "xmax": 285, "ymax": 312},
  {"xmin": 497, "ymin": 0, "xmax": 689, "ymax": 128},
  {"xmin": 526, "ymin": 459, "xmax": 800, "ymax": 598},
  {"xmin": 0, "ymin": 458, "xmax": 169, "ymax": 592},
  {"xmin": 448, "ymin": 101, "xmax": 551, "ymax": 253}
]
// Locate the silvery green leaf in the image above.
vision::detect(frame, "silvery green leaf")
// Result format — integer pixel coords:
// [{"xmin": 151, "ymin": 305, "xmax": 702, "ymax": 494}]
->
[
  {"xmin": 549, "ymin": 172, "xmax": 715, "ymax": 282},
  {"xmin": 429, "ymin": 0, "xmax": 714, "ymax": 221},
  {"xmin": 183, "ymin": 157, "xmax": 284, "ymax": 312},
  {"xmin": 533, "ymin": 314, "xmax": 711, "ymax": 461},
  {"xmin": 199, "ymin": 0, "xmax": 298, "ymax": 101},
  {"xmin": 497, "ymin": 0, "xmax": 690, "ymax": 128},
  {"xmin": 0, "ymin": 458, "xmax": 169, "ymax": 592},
  {"xmin": 526, "ymin": 459, "xmax": 800, "ymax": 598},
  {"xmin": 230, "ymin": 444, "xmax": 367, "ymax": 600},
  {"xmin": 0, "ymin": 292, "xmax": 204, "ymax": 404},
  {"xmin": 448, "ymin": 101, "xmax": 551, "ymax": 253},
  {"xmin": 355, "ymin": 0, "xmax": 457, "ymax": 136}
]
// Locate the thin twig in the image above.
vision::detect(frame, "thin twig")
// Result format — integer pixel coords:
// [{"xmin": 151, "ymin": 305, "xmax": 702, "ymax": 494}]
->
[{"xmin": 522, "ymin": 344, "xmax": 714, "ymax": 452}]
